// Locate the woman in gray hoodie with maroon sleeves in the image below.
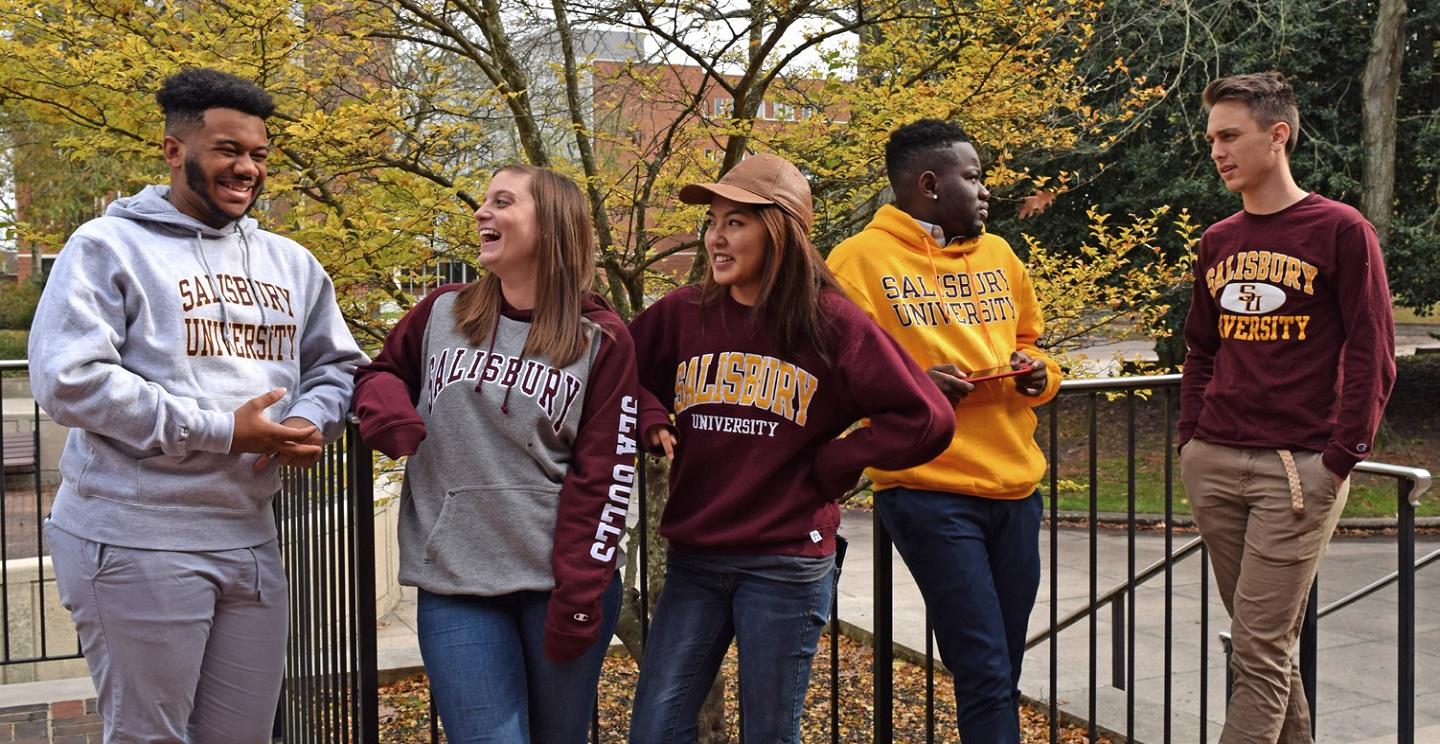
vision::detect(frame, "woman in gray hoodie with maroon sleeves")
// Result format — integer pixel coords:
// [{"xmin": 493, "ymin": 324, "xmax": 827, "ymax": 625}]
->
[{"xmin": 353, "ymin": 165, "xmax": 640, "ymax": 744}]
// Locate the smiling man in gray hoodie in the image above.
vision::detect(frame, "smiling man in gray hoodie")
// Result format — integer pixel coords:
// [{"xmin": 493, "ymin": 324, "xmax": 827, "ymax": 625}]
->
[{"xmin": 29, "ymin": 68, "xmax": 366, "ymax": 743}]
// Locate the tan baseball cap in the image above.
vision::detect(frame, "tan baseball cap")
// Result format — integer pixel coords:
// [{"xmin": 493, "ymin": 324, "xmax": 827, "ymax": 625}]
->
[{"xmin": 678, "ymin": 153, "xmax": 814, "ymax": 232}]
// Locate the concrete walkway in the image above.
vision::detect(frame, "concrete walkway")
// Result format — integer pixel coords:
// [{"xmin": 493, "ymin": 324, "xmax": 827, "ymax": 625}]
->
[
  {"xmin": 832, "ymin": 510, "xmax": 1440, "ymax": 743},
  {"xmin": 1069, "ymin": 323, "xmax": 1439, "ymax": 375}
]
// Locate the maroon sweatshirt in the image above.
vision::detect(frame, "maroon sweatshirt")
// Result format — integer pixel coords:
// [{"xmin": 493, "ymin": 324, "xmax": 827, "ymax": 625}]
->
[
  {"xmin": 630, "ymin": 285, "xmax": 955, "ymax": 557},
  {"xmin": 352, "ymin": 285, "xmax": 639, "ymax": 662},
  {"xmin": 1180, "ymin": 194, "xmax": 1396, "ymax": 477}
]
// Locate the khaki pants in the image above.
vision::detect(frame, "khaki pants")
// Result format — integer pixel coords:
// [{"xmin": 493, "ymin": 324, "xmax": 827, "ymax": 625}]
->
[{"xmin": 1180, "ymin": 438, "xmax": 1350, "ymax": 744}]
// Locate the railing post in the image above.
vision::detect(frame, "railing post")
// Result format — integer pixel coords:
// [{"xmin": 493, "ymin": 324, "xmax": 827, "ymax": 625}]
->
[
  {"xmin": 1398, "ymin": 480, "xmax": 1416, "ymax": 744},
  {"xmin": 1220, "ymin": 630, "xmax": 1233, "ymax": 702},
  {"xmin": 830, "ymin": 534, "xmax": 847, "ymax": 744},
  {"xmin": 349, "ymin": 426, "xmax": 379, "ymax": 743},
  {"xmin": 1047, "ymin": 401, "xmax": 1060, "ymax": 744},
  {"xmin": 830, "ymin": 575, "xmax": 841, "ymax": 744},
  {"xmin": 873, "ymin": 510, "xmax": 893, "ymax": 744},
  {"xmin": 1201, "ymin": 546, "xmax": 1210, "ymax": 743},
  {"xmin": 1300, "ymin": 579, "xmax": 1318, "ymax": 737},
  {"xmin": 1111, "ymin": 596, "xmax": 1124, "ymax": 690},
  {"xmin": 1086, "ymin": 394, "xmax": 1098, "ymax": 743},
  {"xmin": 638, "ymin": 454, "xmax": 649, "ymax": 648},
  {"xmin": 924, "ymin": 616, "xmax": 935, "ymax": 744}
]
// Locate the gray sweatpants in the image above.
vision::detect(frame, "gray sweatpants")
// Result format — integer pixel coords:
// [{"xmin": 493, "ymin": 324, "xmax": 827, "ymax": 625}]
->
[{"xmin": 45, "ymin": 520, "xmax": 288, "ymax": 744}]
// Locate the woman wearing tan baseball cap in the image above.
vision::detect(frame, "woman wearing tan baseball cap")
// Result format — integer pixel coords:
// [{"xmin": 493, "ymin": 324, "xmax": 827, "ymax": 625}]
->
[{"xmin": 626, "ymin": 153, "xmax": 956, "ymax": 741}]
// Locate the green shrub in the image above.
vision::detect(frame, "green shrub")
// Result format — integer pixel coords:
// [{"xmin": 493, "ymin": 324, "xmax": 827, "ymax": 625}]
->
[
  {"xmin": 1391, "ymin": 353, "xmax": 1440, "ymax": 419},
  {"xmin": 0, "ymin": 281, "xmax": 42, "ymax": 330},
  {"xmin": 0, "ymin": 329, "xmax": 27, "ymax": 360}
]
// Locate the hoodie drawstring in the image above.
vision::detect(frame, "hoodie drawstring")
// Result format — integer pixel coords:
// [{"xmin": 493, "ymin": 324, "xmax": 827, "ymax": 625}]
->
[
  {"xmin": 195, "ymin": 224, "xmax": 268, "ymax": 339},
  {"xmin": 474, "ymin": 310, "xmax": 523, "ymax": 416},
  {"xmin": 194, "ymin": 231, "xmax": 233, "ymax": 333},
  {"xmin": 961, "ymin": 250, "xmax": 1006, "ymax": 369},
  {"xmin": 237, "ymin": 224, "xmax": 268, "ymax": 329},
  {"xmin": 926, "ymin": 232, "xmax": 1006, "ymax": 370},
  {"xmin": 922, "ymin": 243, "xmax": 953, "ymax": 326}
]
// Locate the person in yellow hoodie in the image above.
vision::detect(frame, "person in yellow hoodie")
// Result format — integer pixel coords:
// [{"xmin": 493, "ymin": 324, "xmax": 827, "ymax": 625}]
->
[{"xmin": 828, "ymin": 119, "xmax": 1061, "ymax": 743}]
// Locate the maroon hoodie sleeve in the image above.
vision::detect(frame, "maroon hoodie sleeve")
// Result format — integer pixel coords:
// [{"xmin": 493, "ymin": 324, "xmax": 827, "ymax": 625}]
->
[
  {"xmin": 627, "ymin": 292, "xmax": 683, "ymax": 453},
  {"xmin": 544, "ymin": 311, "xmax": 640, "ymax": 662},
  {"xmin": 1178, "ymin": 235, "xmax": 1218, "ymax": 449},
  {"xmin": 811, "ymin": 303, "xmax": 956, "ymax": 498},
  {"xmin": 1323, "ymin": 221, "xmax": 1396, "ymax": 477},
  {"xmin": 352, "ymin": 286, "xmax": 462, "ymax": 458}
]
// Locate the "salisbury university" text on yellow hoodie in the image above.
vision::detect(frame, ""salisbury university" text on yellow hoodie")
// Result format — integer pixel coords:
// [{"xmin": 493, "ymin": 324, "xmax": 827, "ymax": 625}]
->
[{"xmin": 828, "ymin": 204, "xmax": 1061, "ymax": 500}]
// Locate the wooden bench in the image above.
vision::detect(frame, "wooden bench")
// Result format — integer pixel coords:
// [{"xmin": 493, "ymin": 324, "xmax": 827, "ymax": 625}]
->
[{"xmin": 2, "ymin": 431, "xmax": 36, "ymax": 473}]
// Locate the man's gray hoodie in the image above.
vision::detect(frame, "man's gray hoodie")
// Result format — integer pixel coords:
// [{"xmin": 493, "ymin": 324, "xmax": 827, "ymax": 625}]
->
[{"xmin": 30, "ymin": 185, "xmax": 367, "ymax": 551}]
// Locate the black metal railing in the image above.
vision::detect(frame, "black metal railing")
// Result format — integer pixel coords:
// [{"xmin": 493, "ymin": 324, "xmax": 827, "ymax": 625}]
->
[
  {"xmin": 362, "ymin": 374, "xmax": 1430, "ymax": 743},
  {"xmin": 0, "ymin": 359, "xmax": 80, "ymax": 670},
  {"xmin": 995, "ymin": 375, "xmax": 1430, "ymax": 744},
  {"xmin": 1, "ymin": 366, "xmax": 1431, "ymax": 744},
  {"xmin": 274, "ymin": 423, "xmax": 379, "ymax": 743}
]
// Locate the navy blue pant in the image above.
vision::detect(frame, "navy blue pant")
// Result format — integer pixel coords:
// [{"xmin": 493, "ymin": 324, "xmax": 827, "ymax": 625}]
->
[
  {"xmin": 875, "ymin": 488, "xmax": 1043, "ymax": 744},
  {"xmin": 416, "ymin": 573, "xmax": 621, "ymax": 743}
]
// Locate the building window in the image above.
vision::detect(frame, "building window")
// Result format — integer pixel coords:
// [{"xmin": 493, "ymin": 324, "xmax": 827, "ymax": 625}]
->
[
  {"xmin": 712, "ymin": 97, "xmax": 734, "ymax": 117},
  {"xmin": 438, "ymin": 260, "xmax": 475, "ymax": 285},
  {"xmin": 772, "ymin": 102, "xmax": 797, "ymax": 121}
]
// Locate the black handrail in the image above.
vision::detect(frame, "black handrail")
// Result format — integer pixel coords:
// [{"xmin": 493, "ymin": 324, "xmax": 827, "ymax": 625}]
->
[{"xmin": 1, "ymin": 364, "xmax": 1430, "ymax": 744}]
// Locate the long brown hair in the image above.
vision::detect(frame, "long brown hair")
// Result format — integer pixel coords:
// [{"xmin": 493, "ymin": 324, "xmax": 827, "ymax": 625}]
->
[
  {"xmin": 452, "ymin": 165, "xmax": 595, "ymax": 367},
  {"xmin": 701, "ymin": 204, "xmax": 841, "ymax": 363}
]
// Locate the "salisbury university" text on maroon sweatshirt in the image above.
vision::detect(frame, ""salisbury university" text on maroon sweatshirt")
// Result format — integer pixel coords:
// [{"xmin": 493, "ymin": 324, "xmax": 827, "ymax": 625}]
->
[
  {"xmin": 630, "ymin": 285, "xmax": 955, "ymax": 557},
  {"xmin": 1180, "ymin": 193, "xmax": 1396, "ymax": 477}
]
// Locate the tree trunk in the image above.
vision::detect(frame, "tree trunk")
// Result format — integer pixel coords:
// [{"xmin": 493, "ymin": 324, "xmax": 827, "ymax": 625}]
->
[
  {"xmin": 1360, "ymin": 0, "xmax": 1407, "ymax": 245},
  {"xmin": 614, "ymin": 455, "xmax": 670, "ymax": 660},
  {"xmin": 696, "ymin": 671, "xmax": 730, "ymax": 743}
]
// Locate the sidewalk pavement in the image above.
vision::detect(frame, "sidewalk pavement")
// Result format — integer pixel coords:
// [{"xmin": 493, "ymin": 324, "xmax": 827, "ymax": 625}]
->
[
  {"xmin": 1069, "ymin": 323, "xmax": 1439, "ymax": 375},
  {"xmin": 832, "ymin": 510, "xmax": 1440, "ymax": 744}
]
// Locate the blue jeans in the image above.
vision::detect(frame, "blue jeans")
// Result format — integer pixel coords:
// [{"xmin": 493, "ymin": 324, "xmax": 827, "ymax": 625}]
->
[
  {"xmin": 416, "ymin": 573, "xmax": 621, "ymax": 744},
  {"xmin": 628, "ymin": 551, "xmax": 835, "ymax": 743},
  {"xmin": 875, "ymin": 488, "xmax": 1043, "ymax": 744}
]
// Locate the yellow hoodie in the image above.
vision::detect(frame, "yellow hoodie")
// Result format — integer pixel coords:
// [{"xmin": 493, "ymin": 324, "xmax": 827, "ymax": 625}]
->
[{"xmin": 827, "ymin": 204, "xmax": 1061, "ymax": 499}]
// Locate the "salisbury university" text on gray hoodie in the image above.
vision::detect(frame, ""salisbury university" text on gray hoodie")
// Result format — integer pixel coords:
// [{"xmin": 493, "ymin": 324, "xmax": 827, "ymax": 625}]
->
[{"xmin": 31, "ymin": 185, "xmax": 367, "ymax": 551}]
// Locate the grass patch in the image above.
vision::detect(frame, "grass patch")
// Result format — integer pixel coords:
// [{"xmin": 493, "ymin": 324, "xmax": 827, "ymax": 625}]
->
[
  {"xmin": 1394, "ymin": 303, "xmax": 1440, "ymax": 325},
  {"xmin": 0, "ymin": 330, "xmax": 26, "ymax": 360}
]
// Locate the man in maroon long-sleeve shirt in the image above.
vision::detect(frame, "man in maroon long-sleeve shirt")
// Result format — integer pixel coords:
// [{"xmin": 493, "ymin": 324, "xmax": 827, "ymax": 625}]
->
[{"xmin": 1179, "ymin": 72, "xmax": 1395, "ymax": 744}]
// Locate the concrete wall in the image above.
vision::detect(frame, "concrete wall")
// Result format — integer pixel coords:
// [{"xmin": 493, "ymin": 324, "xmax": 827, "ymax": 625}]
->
[
  {"xmin": 0, "ymin": 556, "xmax": 86, "ymax": 684},
  {"xmin": 1, "ymin": 393, "xmax": 66, "ymax": 486},
  {"xmin": 372, "ymin": 478, "xmax": 403, "ymax": 621}
]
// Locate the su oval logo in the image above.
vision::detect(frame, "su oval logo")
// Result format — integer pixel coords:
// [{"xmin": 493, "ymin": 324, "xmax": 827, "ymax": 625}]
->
[{"xmin": 1219, "ymin": 282, "xmax": 1286, "ymax": 315}]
